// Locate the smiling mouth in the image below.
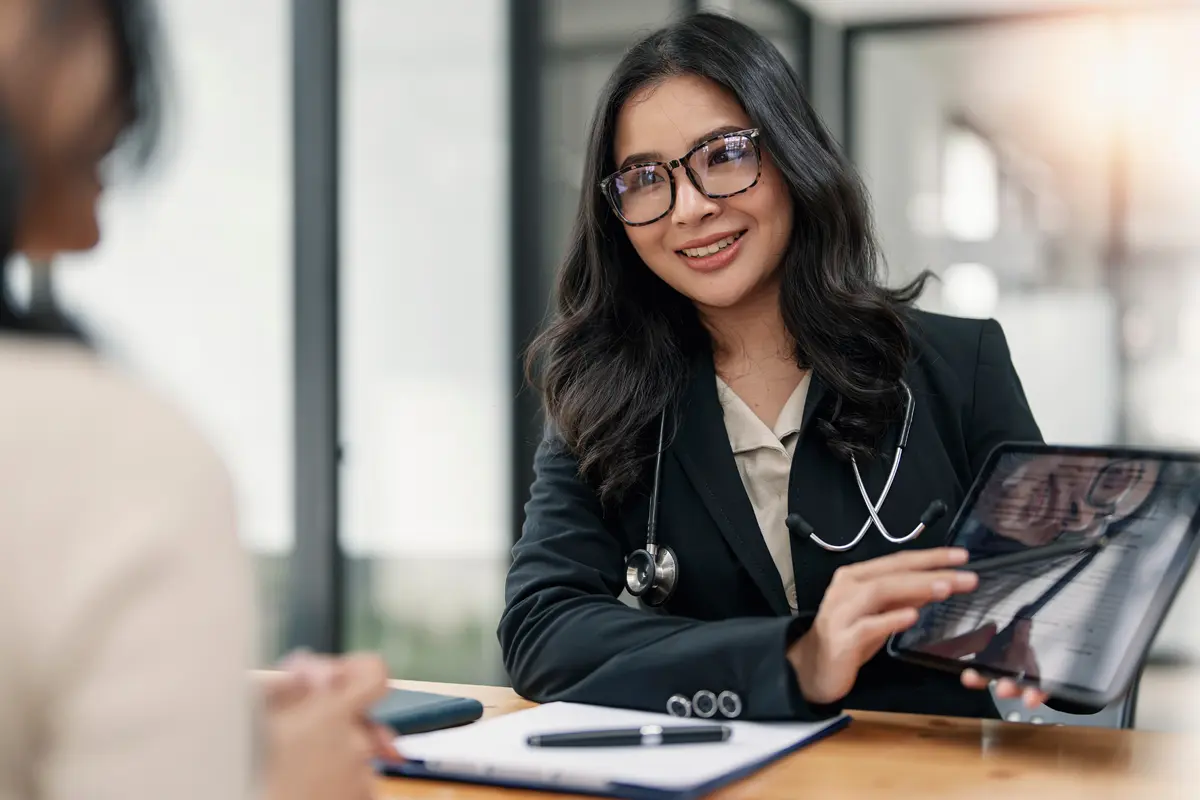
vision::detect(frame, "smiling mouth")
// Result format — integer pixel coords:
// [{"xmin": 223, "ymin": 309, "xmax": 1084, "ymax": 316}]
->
[{"xmin": 678, "ymin": 231, "xmax": 746, "ymax": 259}]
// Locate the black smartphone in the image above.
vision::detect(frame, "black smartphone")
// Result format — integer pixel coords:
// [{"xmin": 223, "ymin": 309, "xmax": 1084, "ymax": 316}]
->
[{"xmin": 368, "ymin": 688, "xmax": 484, "ymax": 735}]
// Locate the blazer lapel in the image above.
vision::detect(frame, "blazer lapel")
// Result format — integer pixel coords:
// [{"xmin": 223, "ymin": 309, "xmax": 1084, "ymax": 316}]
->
[{"xmin": 670, "ymin": 353, "xmax": 791, "ymax": 616}]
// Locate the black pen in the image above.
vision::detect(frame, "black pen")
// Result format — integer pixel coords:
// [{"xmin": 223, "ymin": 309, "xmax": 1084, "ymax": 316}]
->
[{"xmin": 526, "ymin": 724, "xmax": 732, "ymax": 748}]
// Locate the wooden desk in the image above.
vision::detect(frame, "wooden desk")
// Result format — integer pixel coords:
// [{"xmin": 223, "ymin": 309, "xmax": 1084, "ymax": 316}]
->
[{"xmin": 376, "ymin": 681, "xmax": 1197, "ymax": 799}]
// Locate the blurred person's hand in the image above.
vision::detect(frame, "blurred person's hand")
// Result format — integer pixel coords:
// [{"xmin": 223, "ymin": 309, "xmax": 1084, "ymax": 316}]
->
[
  {"xmin": 270, "ymin": 651, "xmax": 401, "ymax": 761},
  {"xmin": 260, "ymin": 653, "xmax": 398, "ymax": 800}
]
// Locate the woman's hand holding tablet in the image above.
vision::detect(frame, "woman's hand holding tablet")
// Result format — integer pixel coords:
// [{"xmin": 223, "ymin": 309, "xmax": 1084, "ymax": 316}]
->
[{"xmin": 783, "ymin": 547, "xmax": 1042, "ymax": 706}]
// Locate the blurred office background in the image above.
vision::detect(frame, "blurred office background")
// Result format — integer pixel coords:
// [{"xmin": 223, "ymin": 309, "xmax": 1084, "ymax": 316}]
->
[{"xmin": 11, "ymin": 0, "xmax": 1197, "ymax": 726}]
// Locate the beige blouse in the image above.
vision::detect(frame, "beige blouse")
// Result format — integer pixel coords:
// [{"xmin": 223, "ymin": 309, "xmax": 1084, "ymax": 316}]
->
[
  {"xmin": 715, "ymin": 374, "xmax": 811, "ymax": 614},
  {"xmin": 0, "ymin": 337, "xmax": 258, "ymax": 800}
]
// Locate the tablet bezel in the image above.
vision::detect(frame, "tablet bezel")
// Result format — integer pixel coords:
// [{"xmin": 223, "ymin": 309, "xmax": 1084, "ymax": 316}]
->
[{"xmin": 886, "ymin": 440, "xmax": 1200, "ymax": 709}]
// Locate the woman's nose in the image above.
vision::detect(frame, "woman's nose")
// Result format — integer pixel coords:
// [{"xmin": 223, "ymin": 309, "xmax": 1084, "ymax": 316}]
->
[{"xmin": 670, "ymin": 172, "xmax": 720, "ymax": 226}]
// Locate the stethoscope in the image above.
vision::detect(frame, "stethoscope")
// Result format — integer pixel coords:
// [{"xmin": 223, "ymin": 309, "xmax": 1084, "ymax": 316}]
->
[
  {"xmin": 625, "ymin": 412, "xmax": 679, "ymax": 607},
  {"xmin": 624, "ymin": 380, "xmax": 947, "ymax": 607}
]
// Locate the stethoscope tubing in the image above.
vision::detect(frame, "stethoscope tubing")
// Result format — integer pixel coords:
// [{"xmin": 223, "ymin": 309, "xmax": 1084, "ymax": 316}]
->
[{"xmin": 808, "ymin": 381, "xmax": 918, "ymax": 552}]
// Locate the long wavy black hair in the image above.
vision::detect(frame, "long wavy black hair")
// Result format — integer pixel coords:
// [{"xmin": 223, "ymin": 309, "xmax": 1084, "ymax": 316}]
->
[
  {"xmin": 526, "ymin": 12, "xmax": 931, "ymax": 505},
  {"xmin": 0, "ymin": 0, "xmax": 163, "ymax": 335}
]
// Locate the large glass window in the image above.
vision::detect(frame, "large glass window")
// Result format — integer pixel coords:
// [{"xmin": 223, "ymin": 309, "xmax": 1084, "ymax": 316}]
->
[
  {"xmin": 55, "ymin": 0, "xmax": 292, "ymax": 664},
  {"xmin": 851, "ymin": 17, "xmax": 1137, "ymax": 444},
  {"xmin": 849, "ymin": 7, "xmax": 1200, "ymax": 727},
  {"xmin": 541, "ymin": 0, "xmax": 688, "ymax": 285},
  {"xmin": 340, "ymin": 0, "xmax": 510, "ymax": 683}
]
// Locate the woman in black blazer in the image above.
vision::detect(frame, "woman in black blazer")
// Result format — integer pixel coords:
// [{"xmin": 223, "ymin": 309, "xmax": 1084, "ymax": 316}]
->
[{"xmin": 499, "ymin": 12, "xmax": 1052, "ymax": 722}]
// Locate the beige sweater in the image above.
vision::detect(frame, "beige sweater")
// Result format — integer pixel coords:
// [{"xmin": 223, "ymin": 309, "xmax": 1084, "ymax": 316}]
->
[{"xmin": 0, "ymin": 337, "xmax": 257, "ymax": 800}]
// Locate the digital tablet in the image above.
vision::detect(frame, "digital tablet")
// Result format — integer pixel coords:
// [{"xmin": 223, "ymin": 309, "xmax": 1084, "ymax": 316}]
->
[{"xmin": 887, "ymin": 442, "xmax": 1200, "ymax": 708}]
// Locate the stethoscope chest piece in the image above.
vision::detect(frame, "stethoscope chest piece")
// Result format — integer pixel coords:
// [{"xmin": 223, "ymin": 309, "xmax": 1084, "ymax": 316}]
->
[
  {"xmin": 624, "ymin": 412, "xmax": 678, "ymax": 607},
  {"xmin": 625, "ymin": 543, "xmax": 678, "ymax": 606}
]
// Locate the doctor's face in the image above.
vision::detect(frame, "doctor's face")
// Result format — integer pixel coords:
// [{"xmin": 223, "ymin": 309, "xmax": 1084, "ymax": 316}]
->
[{"xmin": 608, "ymin": 74, "xmax": 794, "ymax": 314}]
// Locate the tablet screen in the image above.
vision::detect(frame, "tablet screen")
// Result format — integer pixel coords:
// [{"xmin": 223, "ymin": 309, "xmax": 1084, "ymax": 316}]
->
[{"xmin": 892, "ymin": 448, "xmax": 1200, "ymax": 701}]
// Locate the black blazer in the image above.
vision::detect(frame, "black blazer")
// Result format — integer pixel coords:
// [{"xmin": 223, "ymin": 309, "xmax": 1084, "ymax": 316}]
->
[{"xmin": 498, "ymin": 310, "xmax": 1043, "ymax": 722}]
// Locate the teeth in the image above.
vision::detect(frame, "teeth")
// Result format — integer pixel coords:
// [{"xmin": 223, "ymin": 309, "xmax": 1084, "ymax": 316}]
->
[{"xmin": 681, "ymin": 232, "xmax": 742, "ymax": 258}]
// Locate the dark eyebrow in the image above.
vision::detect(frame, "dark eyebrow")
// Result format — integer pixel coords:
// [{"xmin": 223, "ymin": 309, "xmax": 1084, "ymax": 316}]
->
[{"xmin": 617, "ymin": 125, "xmax": 749, "ymax": 170}]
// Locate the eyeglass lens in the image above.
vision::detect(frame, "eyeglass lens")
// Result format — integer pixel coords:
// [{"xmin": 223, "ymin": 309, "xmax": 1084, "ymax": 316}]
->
[{"xmin": 607, "ymin": 133, "xmax": 758, "ymax": 224}]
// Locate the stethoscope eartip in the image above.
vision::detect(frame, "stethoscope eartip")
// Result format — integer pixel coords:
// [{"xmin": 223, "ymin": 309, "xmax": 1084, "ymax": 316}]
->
[
  {"xmin": 785, "ymin": 513, "xmax": 814, "ymax": 537},
  {"xmin": 920, "ymin": 499, "xmax": 949, "ymax": 526}
]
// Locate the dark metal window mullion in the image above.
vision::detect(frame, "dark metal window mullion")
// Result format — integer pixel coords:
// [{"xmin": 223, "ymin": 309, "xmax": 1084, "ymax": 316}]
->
[{"xmin": 287, "ymin": 0, "xmax": 343, "ymax": 655}]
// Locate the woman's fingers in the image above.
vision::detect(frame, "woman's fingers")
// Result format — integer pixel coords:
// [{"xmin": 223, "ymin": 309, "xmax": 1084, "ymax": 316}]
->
[
  {"xmin": 962, "ymin": 670, "xmax": 1013, "ymax": 696},
  {"xmin": 963, "ymin": 670, "xmax": 1050, "ymax": 710},
  {"xmin": 841, "ymin": 547, "xmax": 970, "ymax": 580},
  {"xmin": 961, "ymin": 668, "xmax": 990, "ymax": 690},
  {"xmin": 258, "ymin": 670, "xmax": 314, "ymax": 712},
  {"xmin": 337, "ymin": 653, "xmax": 389, "ymax": 688},
  {"xmin": 370, "ymin": 723, "xmax": 403, "ymax": 762},
  {"xmin": 336, "ymin": 655, "xmax": 391, "ymax": 711},
  {"xmin": 840, "ymin": 569, "xmax": 978, "ymax": 622},
  {"xmin": 995, "ymin": 680, "xmax": 1048, "ymax": 708},
  {"xmin": 847, "ymin": 607, "xmax": 920, "ymax": 660},
  {"xmin": 278, "ymin": 649, "xmax": 340, "ymax": 691},
  {"xmin": 995, "ymin": 679, "xmax": 1047, "ymax": 708}
]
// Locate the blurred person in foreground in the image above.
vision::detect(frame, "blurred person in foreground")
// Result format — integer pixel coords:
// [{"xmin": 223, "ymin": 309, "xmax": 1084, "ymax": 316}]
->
[{"xmin": 0, "ymin": 1, "xmax": 395, "ymax": 799}]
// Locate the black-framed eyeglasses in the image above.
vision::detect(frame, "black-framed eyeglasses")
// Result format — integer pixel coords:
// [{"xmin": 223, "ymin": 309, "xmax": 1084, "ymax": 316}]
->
[{"xmin": 599, "ymin": 128, "xmax": 762, "ymax": 226}]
